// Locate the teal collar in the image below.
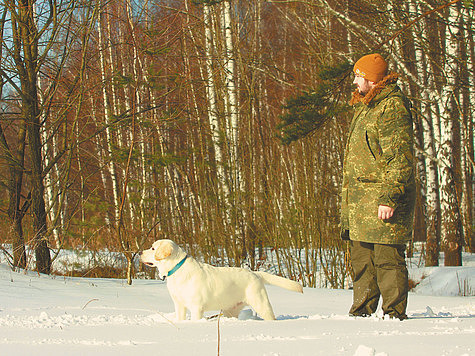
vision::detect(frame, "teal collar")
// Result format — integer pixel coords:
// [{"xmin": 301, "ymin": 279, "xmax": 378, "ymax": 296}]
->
[{"xmin": 167, "ymin": 255, "xmax": 188, "ymax": 278}]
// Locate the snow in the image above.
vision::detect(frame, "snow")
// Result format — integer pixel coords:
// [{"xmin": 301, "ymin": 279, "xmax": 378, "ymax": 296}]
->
[{"xmin": 1, "ymin": 254, "xmax": 474, "ymax": 356}]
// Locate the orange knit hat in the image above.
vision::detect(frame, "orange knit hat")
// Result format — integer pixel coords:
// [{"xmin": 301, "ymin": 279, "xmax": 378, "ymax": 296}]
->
[{"xmin": 353, "ymin": 53, "xmax": 388, "ymax": 83}]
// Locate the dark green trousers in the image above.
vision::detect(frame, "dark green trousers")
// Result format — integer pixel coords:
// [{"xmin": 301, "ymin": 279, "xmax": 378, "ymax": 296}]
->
[{"xmin": 349, "ymin": 241, "xmax": 408, "ymax": 319}]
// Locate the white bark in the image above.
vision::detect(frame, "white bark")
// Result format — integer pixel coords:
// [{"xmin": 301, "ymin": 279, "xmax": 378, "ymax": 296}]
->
[
  {"xmin": 38, "ymin": 89, "xmax": 61, "ymax": 248},
  {"xmin": 98, "ymin": 3, "xmax": 121, "ymax": 227},
  {"xmin": 89, "ymin": 91, "xmax": 112, "ymax": 229},
  {"xmin": 203, "ymin": 4, "xmax": 222, "ymax": 175},
  {"xmin": 221, "ymin": 0, "xmax": 242, "ymax": 233},
  {"xmin": 461, "ymin": 5, "xmax": 474, "ymax": 248},
  {"xmin": 183, "ymin": 0, "xmax": 205, "ymax": 234},
  {"xmin": 439, "ymin": 3, "xmax": 457, "ymax": 209},
  {"xmin": 345, "ymin": 0, "xmax": 353, "ymax": 56},
  {"xmin": 125, "ymin": 0, "xmax": 144, "ymax": 229},
  {"xmin": 411, "ymin": 0, "xmax": 441, "ymax": 262},
  {"xmin": 410, "ymin": 1, "xmax": 427, "ymax": 196},
  {"xmin": 33, "ymin": 2, "xmax": 61, "ymax": 248},
  {"xmin": 222, "ymin": 1, "xmax": 238, "ymax": 149},
  {"xmin": 465, "ymin": 5, "xmax": 475, "ymax": 213},
  {"xmin": 439, "ymin": 4, "xmax": 462, "ymax": 264}
]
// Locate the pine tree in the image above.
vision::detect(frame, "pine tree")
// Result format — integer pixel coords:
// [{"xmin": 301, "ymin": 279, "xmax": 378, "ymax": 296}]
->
[{"xmin": 277, "ymin": 61, "xmax": 351, "ymax": 145}]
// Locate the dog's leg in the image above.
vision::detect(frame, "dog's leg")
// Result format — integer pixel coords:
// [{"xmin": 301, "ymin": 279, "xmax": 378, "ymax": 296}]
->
[
  {"xmin": 190, "ymin": 306, "xmax": 204, "ymax": 321},
  {"xmin": 252, "ymin": 301, "xmax": 275, "ymax": 320},
  {"xmin": 223, "ymin": 302, "xmax": 245, "ymax": 318},
  {"xmin": 174, "ymin": 301, "xmax": 187, "ymax": 321},
  {"xmin": 246, "ymin": 286, "xmax": 276, "ymax": 321}
]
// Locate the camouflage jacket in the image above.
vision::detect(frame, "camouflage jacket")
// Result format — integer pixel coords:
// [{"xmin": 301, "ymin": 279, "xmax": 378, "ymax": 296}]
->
[{"xmin": 340, "ymin": 74, "xmax": 415, "ymax": 244}]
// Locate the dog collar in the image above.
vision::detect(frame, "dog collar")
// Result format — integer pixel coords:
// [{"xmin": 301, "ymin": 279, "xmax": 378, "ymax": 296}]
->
[{"xmin": 166, "ymin": 255, "xmax": 188, "ymax": 278}]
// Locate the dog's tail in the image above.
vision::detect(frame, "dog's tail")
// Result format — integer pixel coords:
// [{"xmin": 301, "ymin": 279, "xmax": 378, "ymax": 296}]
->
[{"xmin": 255, "ymin": 272, "xmax": 303, "ymax": 293}]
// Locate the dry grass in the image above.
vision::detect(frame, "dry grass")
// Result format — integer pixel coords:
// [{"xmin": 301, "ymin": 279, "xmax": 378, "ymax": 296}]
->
[
  {"xmin": 457, "ymin": 272, "xmax": 474, "ymax": 297},
  {"xmin": 53, "ymin": 265, "xmax": 125, "ymax": 279},
  {"xmin": 408, "ymin": 274, "xmax": 427, "ymax": 291}
]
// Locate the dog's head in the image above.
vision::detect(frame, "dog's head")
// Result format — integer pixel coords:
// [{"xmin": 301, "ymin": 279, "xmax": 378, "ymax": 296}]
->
[{"xmin": 140, "ymin": 239, "xmax": 186, "ymax": 278}]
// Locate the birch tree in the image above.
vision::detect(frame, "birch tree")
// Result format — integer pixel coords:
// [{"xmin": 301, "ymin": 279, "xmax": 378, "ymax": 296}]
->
[
  {"xmin": 98, "ymin": 0, "xmax": 121, "ymax": 228},
  {"xmin": 412, "ymin": 0, "xmax": 441, "ymax": 266},
  {"xmin": 439, "ymin": 3, "xmax": 463, "ymax": 266},
  {"xmin": 461, "ymin": 4, "xmax": 474, "ymax": 253}
]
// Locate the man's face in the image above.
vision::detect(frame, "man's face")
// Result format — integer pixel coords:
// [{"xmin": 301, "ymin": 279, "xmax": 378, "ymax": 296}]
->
[{"xmin": 353, "ymin": 75, "xmax": 374, "ymax": 95}]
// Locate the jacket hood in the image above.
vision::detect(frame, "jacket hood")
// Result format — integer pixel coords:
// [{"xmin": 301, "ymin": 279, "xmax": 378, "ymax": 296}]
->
[{"xmin": 350, "ymin": 72, "xmax": 399, "ymax": 106}]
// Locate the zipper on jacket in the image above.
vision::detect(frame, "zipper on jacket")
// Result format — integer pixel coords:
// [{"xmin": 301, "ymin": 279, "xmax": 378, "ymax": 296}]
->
[{"xmin": 365, "ymin": 131, "xmax": 377, "ymax": 160}]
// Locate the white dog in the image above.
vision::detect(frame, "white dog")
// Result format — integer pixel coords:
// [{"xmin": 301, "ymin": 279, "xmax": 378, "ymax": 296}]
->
[{"xmin": 140, "ymin": 239, "xmax": 303, "ymax": 321}]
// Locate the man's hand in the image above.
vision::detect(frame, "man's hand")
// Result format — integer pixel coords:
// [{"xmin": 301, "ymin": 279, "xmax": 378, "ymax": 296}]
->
[{"xmin": 378, "ymin": 205, "xmax": 394, "ymax": 220}]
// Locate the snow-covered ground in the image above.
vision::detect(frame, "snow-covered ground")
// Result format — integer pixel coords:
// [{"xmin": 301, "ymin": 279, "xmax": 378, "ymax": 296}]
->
[{"xmin": 0, "ymin": 253, "xmax": 474, "ymax": 356}]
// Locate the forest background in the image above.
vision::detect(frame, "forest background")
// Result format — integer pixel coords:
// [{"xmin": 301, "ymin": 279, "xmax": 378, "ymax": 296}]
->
[{"xmin": 0, "ymin": 0, "xmax": 473, "ymax": 287}]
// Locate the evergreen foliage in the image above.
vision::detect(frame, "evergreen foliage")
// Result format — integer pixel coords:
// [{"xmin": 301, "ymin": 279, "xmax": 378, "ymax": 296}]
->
[{"xmin": 276, "ymin": 61, "xmax": 352, "ymax": 145}]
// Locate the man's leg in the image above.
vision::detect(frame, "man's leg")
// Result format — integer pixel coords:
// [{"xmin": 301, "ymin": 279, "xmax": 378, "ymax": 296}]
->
[
  {"xmin": 374, "ymin": 243, "xmax": 408, "ymax": 320},
  {"xmin": 349, "ymin": 241, "xmax": 380, "ymax": 316}
]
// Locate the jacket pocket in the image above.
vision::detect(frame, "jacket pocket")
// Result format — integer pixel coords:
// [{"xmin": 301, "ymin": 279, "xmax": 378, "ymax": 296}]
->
[
  {"xmin": 365, "ymin": 131, "xmax": 376, "ymax": 160},
  {"xmin": 356, "ymin": 176, "xmax": 380, "ymax": 183}
]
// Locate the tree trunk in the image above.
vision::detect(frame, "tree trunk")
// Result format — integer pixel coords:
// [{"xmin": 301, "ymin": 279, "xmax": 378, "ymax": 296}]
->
[
  {"xmin": 203, "ymin": 4, "xmax": 222, "ymax": 178},
  {"xmin": 98, "ymin": 1, "xmax": 121, "ymax": 227},
  {"xmin": 411, "ymin": 0, "xmax": 440, "ymax": 266},
  {"xmin": 462, "ymin": 5, "xmax": 474, "ymax": 253},
  {"xmin": 13, "ymin": 1, "xmax": 52, "ymax": 274},
  {"xmin": 1, "ymin": 125, "xmax": 28, "ymax": 269},
  {"xmin": 24, "ymin": 83, "xmax": 51, "ymax": 273},
  {"xmin": 0, "ymin": 7, "xmax": 28, "ymax": 269},
  {"xmin": 439, "ymin": 4, "xmax": 463, "ymax": 266}
]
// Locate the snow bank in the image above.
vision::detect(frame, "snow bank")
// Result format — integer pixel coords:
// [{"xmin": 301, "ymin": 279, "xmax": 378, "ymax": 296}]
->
[{"xmin": 1, "ymin": 257, "xmax": 474, "ymax": 356}]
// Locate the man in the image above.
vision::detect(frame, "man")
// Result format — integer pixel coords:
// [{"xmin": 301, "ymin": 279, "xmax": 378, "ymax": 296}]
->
[{"xmin": 340, "ymin": 53, "xmax": 415, "ymax": 320}]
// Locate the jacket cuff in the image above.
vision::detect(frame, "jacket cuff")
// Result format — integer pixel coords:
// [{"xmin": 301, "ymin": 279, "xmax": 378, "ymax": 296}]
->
[{"xmin": 378, "ymin": 192, "xmax": 397, "ymax": 209}]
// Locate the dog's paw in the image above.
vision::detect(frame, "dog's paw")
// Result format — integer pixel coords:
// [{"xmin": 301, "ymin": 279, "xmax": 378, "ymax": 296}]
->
[{"xmin": 238, "ymin": 309, "xmax": 261, "ymax": 320}]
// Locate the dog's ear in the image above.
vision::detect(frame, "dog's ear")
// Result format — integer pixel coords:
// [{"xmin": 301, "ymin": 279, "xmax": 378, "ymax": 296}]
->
[{"xmin": 154, "ymin": 242, "xmax": 173, "ymax": 261}]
